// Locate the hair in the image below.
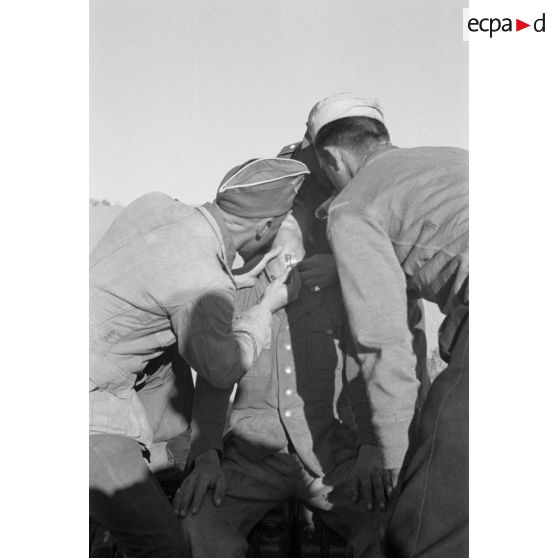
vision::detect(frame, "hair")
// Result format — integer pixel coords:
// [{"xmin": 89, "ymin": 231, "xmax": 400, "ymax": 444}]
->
[{"xmin": 314, "ymin": 116, "xmax": 390, "ymax": 157}]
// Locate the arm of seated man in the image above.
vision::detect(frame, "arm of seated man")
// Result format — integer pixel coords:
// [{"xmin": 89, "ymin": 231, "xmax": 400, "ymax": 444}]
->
[{"xmin": 173, "ymin": 376, "xmax": 232, "ymax": 518}]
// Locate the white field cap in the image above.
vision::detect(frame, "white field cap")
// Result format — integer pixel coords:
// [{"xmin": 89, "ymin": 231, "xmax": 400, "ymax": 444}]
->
[{"xmin": 307, "ymin": 92, "xmax": 385, "ymax": 142}]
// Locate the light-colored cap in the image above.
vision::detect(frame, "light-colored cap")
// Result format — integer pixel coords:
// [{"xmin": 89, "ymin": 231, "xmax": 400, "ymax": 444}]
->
[
  {"xmin": 307, "ymin": 92, "xmax": 385, "ymax": 142},
  {"xmin": 216, "ymin": 158, "xmax": 309, "ymax": 218}
]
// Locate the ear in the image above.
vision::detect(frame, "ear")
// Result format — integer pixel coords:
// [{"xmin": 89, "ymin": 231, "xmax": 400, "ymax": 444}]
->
[
  {"xmin": 255, "ymin": 218, "xmax": 273, "ymax": 241},
  {"xmin": 319, "ymin": 145, "xmax": 343, "ymax": 172}
]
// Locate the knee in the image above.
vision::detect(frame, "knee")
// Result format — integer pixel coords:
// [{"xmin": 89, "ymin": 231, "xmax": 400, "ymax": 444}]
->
[
  {"xmin": 163, "ymin": 532, "xmax": 189, "ymax": 558},
  {"xmin": 180, "ymin": 513, "xmax": 245, "ymax": 557}
]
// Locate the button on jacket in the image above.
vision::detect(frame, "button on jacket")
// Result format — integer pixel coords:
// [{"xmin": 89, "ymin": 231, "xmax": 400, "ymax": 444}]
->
[
  {"xmin": 90, "ymin": 193, "xmax": 271, "ymax": 447},
  {"xmin": 328, "ymin": 145, "xmax": 468, "ymax": 469},
  {"xmin": 190, "ymin": 277, "xmax": 376, "ymax": 477}
]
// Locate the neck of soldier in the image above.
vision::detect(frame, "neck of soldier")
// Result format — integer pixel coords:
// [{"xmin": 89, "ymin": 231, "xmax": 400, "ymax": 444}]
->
[
  {"xmin": 335, "ymin": 140, "xmax": 391, "ymax": 189},
  {"xmin": 354, "ymin": 140, "xmax": 392, "ymax": 175}
]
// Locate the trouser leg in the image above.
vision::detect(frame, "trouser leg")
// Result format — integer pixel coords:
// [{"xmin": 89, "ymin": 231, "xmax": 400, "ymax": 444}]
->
[
  {"xmin": 90, "ymin": 434, "xmax": 187, "ymax": 558},
  {"xmin": 385, "ymin": 317, "xmax": 469, "ymax": 558},
  {"xmin": 303, "ymin": 458, "xmax": 386, "ymax": 558},
  {"xmin": 181, "ymin": 446, "xmax": 296, "ymax": 558}
]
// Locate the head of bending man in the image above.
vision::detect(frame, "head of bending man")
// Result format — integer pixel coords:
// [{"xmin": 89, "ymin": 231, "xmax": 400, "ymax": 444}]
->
[{"xmin": 307, "ymin": 92, "xmax": 390, "ymax": 192}]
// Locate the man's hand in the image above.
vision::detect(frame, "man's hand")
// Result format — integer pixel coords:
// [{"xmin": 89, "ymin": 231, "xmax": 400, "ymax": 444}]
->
[
  {"xmin": 351, "ymin": 444, "xmax": 399, "ymax": 512},
  {"xmin": 235, "ymin": 246, "xmax": 283, "ymax": 289},
  {"xmin": 296, "ymin": 254, "xmax": 338, "ymax": 291},
  {"xmin": 260, "ymin": 267, "xmax": 293, "ymax": 313},
  {"xmin": 173, "ymin": 450, "xmax": 226, "ymax": 517}
]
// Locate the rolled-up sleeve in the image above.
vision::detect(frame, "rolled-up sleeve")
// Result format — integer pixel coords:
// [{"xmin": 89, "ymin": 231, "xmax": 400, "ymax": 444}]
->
[
  {"xmin": 170, "ymin": 287, "xmax": 271, "ymax": 390},
  {"xmin": 329, "ymin": 207, "xmax": 419, "ymax": 469}
]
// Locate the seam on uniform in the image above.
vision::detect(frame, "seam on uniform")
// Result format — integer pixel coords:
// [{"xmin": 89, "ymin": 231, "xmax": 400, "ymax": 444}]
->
[
  {"xmin": 90, "ymin": 347, "xmax": 133, "ymax": 380},
  {"xmin": 390, "ymin": 238, "xmax": 467, "ymax": 260}
]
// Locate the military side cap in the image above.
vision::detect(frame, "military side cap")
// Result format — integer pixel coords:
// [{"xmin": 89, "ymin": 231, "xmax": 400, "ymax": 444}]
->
[
  {"xmin": 307, "ymin": 92, "xmax": 385, "ymax": 142},
  {"xmin": 216, "ymin": 158, "xmax": 309, "ymax": 218}
]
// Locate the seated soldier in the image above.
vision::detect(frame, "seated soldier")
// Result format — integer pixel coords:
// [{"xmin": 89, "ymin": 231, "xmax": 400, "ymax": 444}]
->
[{"xmin": 175, "ymin": 256, "xmax": 386, "ymax": 558}]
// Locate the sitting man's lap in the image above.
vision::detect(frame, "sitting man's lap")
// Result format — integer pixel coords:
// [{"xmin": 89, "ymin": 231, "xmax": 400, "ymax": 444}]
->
[{"xmin": 182, "ymin": 444, "xmax": 384, "ymax": 558}]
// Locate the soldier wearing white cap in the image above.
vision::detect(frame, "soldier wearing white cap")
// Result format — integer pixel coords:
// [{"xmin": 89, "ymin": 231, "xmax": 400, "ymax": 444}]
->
[
  {"xmin": 307, "ymin": 93, "xmax": 469, "ymax": 558},
  {"xmin": 89, "ymin": 158, "xmax": 309, "ymax": 558}
]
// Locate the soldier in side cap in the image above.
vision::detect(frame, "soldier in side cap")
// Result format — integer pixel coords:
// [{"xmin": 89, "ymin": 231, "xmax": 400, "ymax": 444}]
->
[
  {"xmin": 89, "ymin": 157, "xmax": 309, "ymax": 558},
  {"xmin": 307, "ymin": 92, "xmax": 468, "ymax": 558}
]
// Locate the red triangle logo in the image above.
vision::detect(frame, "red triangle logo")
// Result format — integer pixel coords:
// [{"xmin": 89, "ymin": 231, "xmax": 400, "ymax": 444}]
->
[{"xmin": 516, "ymin": 19, "xmax": 530, "ymax": 31}]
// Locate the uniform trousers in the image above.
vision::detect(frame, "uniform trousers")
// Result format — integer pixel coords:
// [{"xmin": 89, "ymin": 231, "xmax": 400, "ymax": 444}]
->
[
  {"xmin": 385, "ymin": 312, "xmax": 468, "ymax": 558},
  {"xmin": 90, "ymin": 434, "xmax": 188, "ymax": 558},
  {"xmin": 181, "ymin": 444, "xmax": 385, "ymax": 558}
]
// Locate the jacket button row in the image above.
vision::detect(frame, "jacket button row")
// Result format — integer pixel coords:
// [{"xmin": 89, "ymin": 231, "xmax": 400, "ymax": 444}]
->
[
  {"xmin": 285, "ymin": 389, "xmax": 293, "ymax": 396},
  {"xmin": 285, "ymin": 367, "xmax": 293, "ymax": 374},
  {"xmin": 284, "ymin": 410, "xmax": 292, "ymax": 418},
  {"xmin": 285, "ymin": 344, "xmax": 292, "ymax": 351}
]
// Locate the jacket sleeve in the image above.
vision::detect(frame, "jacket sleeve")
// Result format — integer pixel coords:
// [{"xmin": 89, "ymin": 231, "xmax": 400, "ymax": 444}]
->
[
  {"xmin": 342, "ymin": 328, "xmax": 377, "ymax": 448},
  {"xmin": 187, "ymin": 375, "xmax": 232, "ymax": 465},
  {"xmin": 184, "ymin": 280, "xmax": 269, "ymax": 464},
  {"xmin": 170, "ymin": 286, "xmax": 271, "ymax": 390},
  {"xmin": 329, "ymin": 207, "xmax": 419, "ymax": 470}
]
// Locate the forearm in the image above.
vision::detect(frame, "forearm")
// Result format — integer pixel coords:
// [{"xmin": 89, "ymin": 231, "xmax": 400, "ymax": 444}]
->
[
  {"xmin": 349, "ymin": 375, "xmax": 378, "ymax": 448},
  {"xmin": 344, "ymin": 340, "xmax": 377, "ymax": 447},
  {"xmin": 330, "ymin": 208, "xmax": 418, "ymax": 469},
  {"xmin": 173, "ymin": 288, "xmax": 272, "ymax": 390},
  {"xmin": 360, "ymin": 346, "xmax": 418, "ymax": 469},
  {"xmin": 188, "ymin": 375, "xmax": 233, "ymax": 465}
]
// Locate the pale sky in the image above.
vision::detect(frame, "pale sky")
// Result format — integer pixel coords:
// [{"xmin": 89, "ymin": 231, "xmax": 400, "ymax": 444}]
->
[{"xmin": 90, "ymin": 0, "xmax": 468, "ymax": 205}]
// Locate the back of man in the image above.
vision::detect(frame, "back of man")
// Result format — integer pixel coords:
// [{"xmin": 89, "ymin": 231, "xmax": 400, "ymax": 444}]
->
[
  {"xmin": 90, "ymin": 192, "xmax": 235, "ymax": 444},
  {"xmin": 332, "ymin": 145, "xmax": 468, "ymax": 315}
]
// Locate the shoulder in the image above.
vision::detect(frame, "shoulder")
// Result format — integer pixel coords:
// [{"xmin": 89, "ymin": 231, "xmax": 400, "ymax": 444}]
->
[
  {"xmin": 327, "ymin": 190, "xmax": 365, "ymax": 231},
  {"xmin": 392, "ymin": 146, "xmax": 468, "ymax": 165},
  {"xmin": 127, "ymin": 191, "xmax": 176, "ymax": 210}
]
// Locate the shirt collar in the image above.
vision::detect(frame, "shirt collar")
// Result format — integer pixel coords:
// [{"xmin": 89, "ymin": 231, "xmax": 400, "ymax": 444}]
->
[{"xmin": 202, "ymin": 202, "xmax": 236, "ymax": 269}]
